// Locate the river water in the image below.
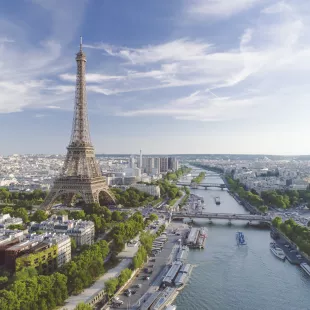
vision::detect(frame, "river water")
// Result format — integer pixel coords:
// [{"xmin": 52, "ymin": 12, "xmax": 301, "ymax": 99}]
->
[{"xmin": 174, "ymin": 170, "xmax": 310, "ymax": 310}]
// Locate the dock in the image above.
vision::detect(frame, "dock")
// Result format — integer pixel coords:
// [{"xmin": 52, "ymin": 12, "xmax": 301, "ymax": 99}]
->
[{"xmin": 185, "ymin": 227, "xmax": 207, "ymax": 249}]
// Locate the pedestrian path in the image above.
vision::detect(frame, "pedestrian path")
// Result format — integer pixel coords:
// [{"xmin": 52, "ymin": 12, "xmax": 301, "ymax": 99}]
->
[{"xmin": 61, "ymin": 259, "xmax": 131, "ymax": 310}]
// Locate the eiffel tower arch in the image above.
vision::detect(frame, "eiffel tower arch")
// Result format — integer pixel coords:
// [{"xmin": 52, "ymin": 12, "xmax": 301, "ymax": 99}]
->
[{"xmin": 41, "ymin": 38, "xmax": 115, "ymax": 211}]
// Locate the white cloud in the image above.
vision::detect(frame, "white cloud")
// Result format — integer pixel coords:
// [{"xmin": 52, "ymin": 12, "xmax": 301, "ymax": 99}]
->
[
  {"xmin": 104, "ymin": 1, "xmax": 310, "ymax": 122},
  {"xmin": 85, "ymin": 39, "xmax": 212, "ymax": 64},
  {"xmin": 0, "ymin": 37, "xmax": 14, "ymax": 43},
  {"xmin": 46, "ymin": 105, "xmax": 61, "ymax": 109},
  {"xmin": 188, "ymin": 0, "xmax": 263, "ymax": 18},
  {"xmin": 261, "ymin": 1, "xmax": 292, "ymax": 14},
  {"xmin": 0, "ymin": 0, "xmax": 86, "ymax": 114}
]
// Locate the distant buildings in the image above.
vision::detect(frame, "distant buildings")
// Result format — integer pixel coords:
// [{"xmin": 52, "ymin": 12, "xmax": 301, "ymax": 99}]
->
[
  {"xmin": 131, "ymin": 184, "xmax": 161, "ymax": 197},
  {"xmin": 30, "ymin": 215, "xmax": 95, "ymax": 246},
  {"xmin": 0, "ymin": 214, "xmax": 23, "ymax": 228},
  {"xmin": 139, "ymin": 156, "xmax": 179, "ymax": 175}
]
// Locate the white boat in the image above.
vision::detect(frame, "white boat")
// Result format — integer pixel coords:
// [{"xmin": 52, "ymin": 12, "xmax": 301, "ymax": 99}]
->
[
  {"xmin": 300, "ymin": 262, "xmax": 310, "ymax": 276},
  {"xmin": 270, "ymin": 242, "xmax": 286, "ymax": 260}
]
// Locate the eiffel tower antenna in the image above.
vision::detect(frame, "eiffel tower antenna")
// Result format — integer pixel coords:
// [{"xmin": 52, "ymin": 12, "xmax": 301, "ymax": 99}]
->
[{"xmin": 41, "ymin": 38, "xmax": 115, "ymax": 211}]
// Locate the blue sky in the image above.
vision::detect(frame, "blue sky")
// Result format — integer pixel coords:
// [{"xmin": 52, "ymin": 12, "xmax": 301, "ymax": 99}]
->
[{"xmin": 1, "ymin": 0, "xmax": 310, "ymax": 155}]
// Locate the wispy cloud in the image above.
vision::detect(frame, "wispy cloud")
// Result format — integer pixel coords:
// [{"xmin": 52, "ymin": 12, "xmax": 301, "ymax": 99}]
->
[
  {"xmin": 91, "ymin": 1, "xmax": 310, "ymax": 122},
  {"xmin": 34, "ymin": 113, "xmax": 46, "ymax": 118},
  {"xmin": 187, "ymin": 0, "xmax": 263, "ymax": 18},
  {"xmin": 0, "ymin": 0, "xmax": 86, "ymax": 114}
]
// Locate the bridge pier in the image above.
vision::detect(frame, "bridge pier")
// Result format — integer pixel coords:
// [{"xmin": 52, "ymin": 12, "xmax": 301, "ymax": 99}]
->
[
  {"xmin": 228, "ymin": 219, "xmax": 232, "ymax": 226},
  {"xmin": 205, "ymin": 187, "xmax": 208, "ymax": 190},
  {"xmin": 208, "ymin": 218, "xmax": 213, "ymax": 224}
]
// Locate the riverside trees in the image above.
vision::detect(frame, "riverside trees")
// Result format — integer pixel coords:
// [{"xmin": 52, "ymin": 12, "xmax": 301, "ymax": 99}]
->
[{"xmin": 272, "ymin": 217, "xmax": 310, "ymax": 256}]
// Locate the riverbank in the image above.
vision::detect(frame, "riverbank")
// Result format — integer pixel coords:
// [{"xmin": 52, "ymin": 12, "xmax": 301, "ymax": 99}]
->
[
  {"xmin": 107, "ymin": 222, "xmax": 190, "ymax": 310},
  {"xmin": 174, "ymin": 170, "xmax": 310, "ymax": 310}
]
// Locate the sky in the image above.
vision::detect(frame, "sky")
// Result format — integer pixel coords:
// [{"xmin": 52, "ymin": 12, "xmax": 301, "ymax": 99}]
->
[{"xmin": 1, "ymin": 0, "xmax": 310, "ymax": 155}]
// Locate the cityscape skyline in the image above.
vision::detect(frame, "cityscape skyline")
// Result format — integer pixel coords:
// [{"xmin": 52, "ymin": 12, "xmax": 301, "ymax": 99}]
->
[{"xmin": 1, "ymin": 0, "xmax": 310, "ymax": 155}]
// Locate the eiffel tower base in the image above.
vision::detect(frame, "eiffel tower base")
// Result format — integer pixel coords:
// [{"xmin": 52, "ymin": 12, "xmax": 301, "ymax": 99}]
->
[{"xmin": 41, "ymin": 176, "xmax": 115, "ymax": 211}]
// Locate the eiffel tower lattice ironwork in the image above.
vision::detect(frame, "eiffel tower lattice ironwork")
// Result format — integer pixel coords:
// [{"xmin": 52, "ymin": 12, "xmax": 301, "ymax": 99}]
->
[{"xmin": 41, "ymin": 38, "xmax": 115, "ymax": 211}]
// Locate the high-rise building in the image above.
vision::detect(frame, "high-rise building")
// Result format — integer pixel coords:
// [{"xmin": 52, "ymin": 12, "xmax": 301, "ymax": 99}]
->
[
  {"xmin": 160, "ymin": 157, "xmax": 169, "ymax": 173},
  {"xmin": 168, "ymin": 157, "xmax": 179, "ymax": 171},
  {"xmin": 41, "ymin": 38, "xmax": 115, "ymax": 211},
  {"xmin": 145, "ymin": 157, "xmax": 154, "ymax": 174},
  {"xmin": 140, "ymin": 150, "xmax": 142, "ymax": 169},
  {"xmin": 129, "ymin": 156, "xmax": 135, "ymax": 168}
]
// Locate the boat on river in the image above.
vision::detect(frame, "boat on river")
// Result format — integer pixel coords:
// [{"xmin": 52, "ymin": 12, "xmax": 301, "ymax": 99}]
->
[
  {"xmin": 300, "ymin": 262, "xmax": 310, "ymax": 276},
  {"xmin": 236, "ymin": 231, "xmax": 247, "ymax": 246},
  {"xmin": 270, "ymin": 242, "xmax": 286, "ymax": 260}
]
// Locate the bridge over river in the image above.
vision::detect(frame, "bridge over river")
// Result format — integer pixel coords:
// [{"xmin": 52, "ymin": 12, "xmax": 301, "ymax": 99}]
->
[
  {"xmin": 172, "ymin": 212, "xmax": 272, "ymax": 223},
  {"xmin": 176, "ymin": 182, "xmax": 227, "ymax": 189}
]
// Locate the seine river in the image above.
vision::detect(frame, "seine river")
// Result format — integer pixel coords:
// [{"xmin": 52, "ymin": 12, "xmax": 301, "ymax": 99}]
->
[{"xmin": 174, "ymin": 170, "xmax": 310, "ymax": 310}]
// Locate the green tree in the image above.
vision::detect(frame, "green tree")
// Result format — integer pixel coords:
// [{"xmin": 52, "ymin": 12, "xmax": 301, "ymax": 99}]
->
[
  {"xmin": 118, "ymin": 268, "xmax": 132, "ymax": 287},
  {"xmin": 1, "ymin": 206, "xmax": 14, "ymax": 216},
  {"xmin": 272, "ymin": 216, "xmax": 282, "ymax": 228},
  {"xmin": 71, "ymin": 238, "xmax": 77, "ymax": 252},
  {"xmin": 74, "ymin": 303, "xmax": 93, "ymax": 310},
  {"xmin": 13, "ymin": 208, "xmax": 29, "ymax": 223},
  {"xmin": 69, "ymin": 210, "xmax": 86, "ymax": 220},
  {"xmin": 104, "ymin": 278, "xmax": 119, "ymax": 297},
  {"xmin": 112, "ymin": 210, "xmax": 122, "ymax": 222},
  {"xmin": 149, "ymin": 213, "xmax": 158, "ymax": 222},
  {"xmin": 7, "ymin": 224, "xmax": 25, "ymax": 230},
  {"xmin": 31, "ymin": 210, "xmax": 48, "ymax": 222}
]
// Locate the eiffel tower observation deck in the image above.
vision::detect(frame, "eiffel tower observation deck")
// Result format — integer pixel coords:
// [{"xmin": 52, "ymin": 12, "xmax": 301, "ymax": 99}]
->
[{"xmin": 41, "ymin": 38, "xmax": 115, "ymax": 211}]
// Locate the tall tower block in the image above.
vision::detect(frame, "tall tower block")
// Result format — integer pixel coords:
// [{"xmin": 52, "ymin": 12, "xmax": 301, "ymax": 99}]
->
[
  {"xmin": 41, "ymin": 38, "xmax": 115, "ymax": 211},
  {"xmin": 140, "ymin": 150, "xmax": 142, "ymax": 169}
]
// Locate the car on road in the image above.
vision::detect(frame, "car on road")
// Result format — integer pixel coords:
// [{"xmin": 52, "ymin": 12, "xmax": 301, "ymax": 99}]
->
[
  {"xmin": 124, "ymin": 289, "xmax": 132, "ymax": 297},
  {"xmin": 143, "ymin": 276, "xmax": 150, "ymax": 280},
  {"xmin": 111, "ymin": 297, "xmax": 123, "ymax": 307},
  {"xmin": 136, "ymin": 283, "xmax": 142, "ymax": 288}
]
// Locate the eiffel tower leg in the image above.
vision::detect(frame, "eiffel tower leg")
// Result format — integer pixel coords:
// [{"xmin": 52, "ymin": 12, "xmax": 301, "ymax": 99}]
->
[
  {"xmin": 63, "ymin": 193, "xmax": 74, "ymax": 207},
  {"xmin": 41, "ymin": 190, "xmax": 60, "ymax": 211},
  {"xmin": 82, "ymin": 191, "xmax": 96, "ymax": 205},
  {"xmin": 97, "ymin": 189, "xmax": 116, "ymax": 205}
]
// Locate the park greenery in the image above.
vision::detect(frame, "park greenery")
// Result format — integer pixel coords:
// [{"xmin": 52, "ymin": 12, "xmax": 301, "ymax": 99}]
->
[
  {"xmin": 104, "ymin": 267, "xmax": 133, "ymax": 297},
  {"xmin": 0, "ymin": 269, "xmax": 68, "ymax": 310},
  {"xmin": 109, "ymin": 211, "xmax": 145, "ymax": 253},
  {"xmin": 61, "ymin": 239, "xmax": 110, "ymax": 295},
  {"xmin": 112, "ymin": 187, "xmax": 155, "ymax": 208},
  {"xmin": 191, "ymin": 172, "xmax": 206, "ymax": 184},
  {"xmin": 164, "ymin": 166, "xmax": 192, "ymax": 181},
  {"xmin": 227, "ymin": 176, "xmax": 310, "ymax": 211},
  {"xmin": 272, "ymin": 217, "xmax": 310, "ymax": 256},
  {"xmin": 0, "ymin": 188, "xmax": 47, "ymax": 209},
  {"xmin": 227, "ymin": 177, "xmax": 268, "ymax": 212},
  {"xmin": 74, "ymin": 303, "xmax": 93, "ymax": 310},
  {"xmin": 191, "ymin": 163, "xmax": 224, "ymax": 174}
]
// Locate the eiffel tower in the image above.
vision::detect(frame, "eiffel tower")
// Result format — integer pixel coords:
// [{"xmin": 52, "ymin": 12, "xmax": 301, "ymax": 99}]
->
[{"xmin": 41, "ymin": 38, "xmax": 115, "ymax": 211}]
